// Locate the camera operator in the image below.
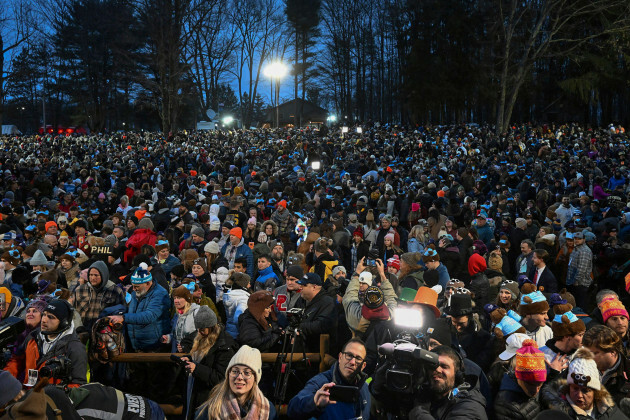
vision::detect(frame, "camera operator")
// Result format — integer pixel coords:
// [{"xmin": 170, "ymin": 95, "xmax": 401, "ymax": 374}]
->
[
  {"xmin": 287, "ymin": 338, "xmax": 370, "ymax": 420},
  {"xmin": 296, "ymin": 273, "xmax": 337, "ymax": 353},
  {"xmin": 407, "ymin": 345, "xmax": 488, "ymax": 420}
]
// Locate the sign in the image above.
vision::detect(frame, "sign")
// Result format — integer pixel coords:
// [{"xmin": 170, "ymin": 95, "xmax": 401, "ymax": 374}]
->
[{"xmin": 92, "ymin": 245, "xmax": 113, "ymax": 256}]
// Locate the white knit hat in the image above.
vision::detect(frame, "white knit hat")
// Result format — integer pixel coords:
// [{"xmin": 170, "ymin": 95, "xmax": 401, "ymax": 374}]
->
[
  {"xmin": 568, "ymin": 348, "xmax": 601, "ymax": 390},
  {"xmin": 359, "ymin": 272, "xmax": 373, "ymax": 285},
  {"xmin": 226, "ymin": 345, "xmax": 263, "ymax": 384}
]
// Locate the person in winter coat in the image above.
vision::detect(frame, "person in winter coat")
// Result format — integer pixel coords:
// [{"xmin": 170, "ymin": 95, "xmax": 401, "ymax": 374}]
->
[
  {"xmin": 468, "ymin": 253, "xmax": 490, "ymax": 310},
  {"xmin": 423, "ymin": 248, "xmax": 450, "ymax": 289},
  {"xmin": 253, "ymin": 254, "xmax": 281, "ymax": 292},
  {"xmin": 179, "ymin": 306, "xmax": 238, "ymax": 420},
  {"xmin": 404, "ymin": 345, "xmax": 488, "ymax": 420},
  {"xmin": 69, "ymin": 261, "xmax": 124, "ymax": 331},
  {"xmin": 221, "ymin": 227, "xmax": 254, "ymax": 278},
  {"xmin": 273, "ymin": 264, "xmax": 305, "ymax": 314},
  {"xmin": 287, "ymin": 338, "xmax": 371, "ymax": 420},
  {"xmin": 194, "ymin": 345, "xmax": 277, "ymax": 420},
  {"xmin": 494, "ymin": 340, "xmax": 546, "ymax": 420},
  {"xmin": 306, "ymin": 237, "xmax": 340, "ymax": 284},
  {"xmin": 152, "ymin": 239, "xmax": 180, "ymax": 276},
  {"xmin": 204, "ymin": 241, "xmax": 229, "ymax": 302},
  {"xmin": 190, "ymin": 257, "xmax": 216, "ymax": 305},
  {"xmin": 398, "ymin": 252, "xmax": 425, "ymax": 290},
  {"xmin": 163, "ymin": 285, "xmax": 201, "ymax": 353},
  {"xmin": 297, "ymin": 273, "xmax": 337, "ymax": 353},
  {"xmin": 223, "ymin": 273, "xmax": 251, "ymax": 339},
  {"xmin": 541, "ymin": 347, "xmax": 629, "ymax": 420},
  {"xmin": 56, "ymin": 251, "xmax": 81, "ymax": 291},
  {"xmin": 124, "ymin": 217, "xmax": 157, "ymax": 264},
  {"xmin": 237, "ymin": 290, "xmax": 282, "ymax": 352},
  {"xmin": 0, "ymin": 286, "xmax": 26, "ymax": 319}
]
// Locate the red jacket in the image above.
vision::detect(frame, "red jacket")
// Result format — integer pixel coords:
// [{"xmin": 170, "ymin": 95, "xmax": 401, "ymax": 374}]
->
[{"xmin": 124, "ymin": 228, "xmax": 157, "ymax": 263}]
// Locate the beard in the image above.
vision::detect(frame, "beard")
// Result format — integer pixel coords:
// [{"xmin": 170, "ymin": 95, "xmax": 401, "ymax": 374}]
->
[
  {"xmin": 135, "ymin": 288, "xmax": 148, "ymax": 298},
  {"xmin": 430, "ymin": 373, "xmax": 454, "ymax": 395}
]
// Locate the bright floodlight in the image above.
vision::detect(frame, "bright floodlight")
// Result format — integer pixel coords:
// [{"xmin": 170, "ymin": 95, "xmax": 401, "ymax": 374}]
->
[
  {"xmin": 311, "ymin": 161, "xmax": 321, "ymax": 170},
  {"xmin": 394, "ymin": 307, "xmax": 423, "ymax": 329},
  {"xmin": 356, "ymin": 127, "xmax": 363, "ymax": 133},
  {"xmin": 263, "ymin": 61, "xmax": 288, "ymax": 80},
  {"xmin": 327, "ymin": 115, "xmax": 337, "ymax": 122},
  {"xmin": 342, "ymin": 126, "xmax": 348, "ymax": 133},
  {"xmin": 222, "ymin": 116, "xmax": 234, "ymax": 125}
]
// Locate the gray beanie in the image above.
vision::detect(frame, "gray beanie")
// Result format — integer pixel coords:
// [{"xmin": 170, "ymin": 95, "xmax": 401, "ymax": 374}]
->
[
  {"xmin": 204, "ymin": 240, "xmax": 219, "ymax": 254},
  {"xmin": 104, "ymin": 234, "xmax": 117, "ymax": 247},
  {"xmin": 191, "ymin": 225, "xmax": 205, "ymax": 238},
  {"xmin": 137, "ymin": 217, "xmax": 154, "ymax": 230},
  {"xmin": 194, "ymin": 305, "xmax": 218, "ymax": 329},
  {"xmin": 30, "ymin": 249, "xmax": 48, "ymax": 266}
]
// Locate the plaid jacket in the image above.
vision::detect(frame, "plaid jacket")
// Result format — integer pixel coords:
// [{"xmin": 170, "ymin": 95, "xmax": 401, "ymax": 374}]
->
[
  {"xmin": 72, "ymin": 281, "xmax": 125, "ymax": 328},
  {"xmin": 566, "ymin": 244, "xmax": 593, "ymax": 287}
]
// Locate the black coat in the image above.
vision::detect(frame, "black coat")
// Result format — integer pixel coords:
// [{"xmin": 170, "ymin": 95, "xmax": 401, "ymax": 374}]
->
[
  {"xmin": 237, "ymin": 310, "xmax": 281, "ymax": 352},
  {"xmin": 408, "ymin": 379, "xmax": 488, "ymax": 420},
  {"xmin": 301, "ymin": 288, "xmax": 337, "ymax": 353},
  {"xmin": 528, "ymin": 266, "xmax": 558, "ymax": 294},
  {"xmin": 186, "ymin": 330, "xmax": 239, "ymax": 420},
  {"xmin": 494, "ymin": 373, "xmax": 544, "ymax": 420},
  {"xmin": 452, "ymin": 319, "xmax": 495, "ymax": 372}
]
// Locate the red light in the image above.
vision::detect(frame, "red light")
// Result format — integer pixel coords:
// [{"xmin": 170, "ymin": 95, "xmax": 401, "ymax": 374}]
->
[{"xmin": 66, "ymin": 128, "xmax": 74, "ymax": 134}]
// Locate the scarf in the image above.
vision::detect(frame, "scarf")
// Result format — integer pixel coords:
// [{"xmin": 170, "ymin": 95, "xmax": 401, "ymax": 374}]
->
[{"xmin": 219, "ymin": 388, "xmax": 270, "ymax": 420}]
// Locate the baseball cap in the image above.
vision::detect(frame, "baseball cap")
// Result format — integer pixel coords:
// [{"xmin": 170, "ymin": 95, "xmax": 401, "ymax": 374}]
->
[{"xmin": 297, "ymin": 273, "xmax": 322, "ymax": 286}]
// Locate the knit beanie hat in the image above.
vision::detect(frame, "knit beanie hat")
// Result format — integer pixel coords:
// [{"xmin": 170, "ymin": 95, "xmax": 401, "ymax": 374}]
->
[
  {"xmin": 359, "ymin": 271, "xmax": 373, "ymax": 285},
  {"xmin": 194, "ymin": 305, "xmax": 218, "ymax": 329},
  {"xmin": 192, "ymin": 258, "xmax": 207, "ymax": 272},
  {"xmin": 361, "ymin": 286, "xmax": 390, "ymax": 321},
  {"xmin": 499, "ymin": 280, "xmax": 520, "ymax": 301},
  {"xmin": 567, "ymin": 348, "xmax": 601, "ymax": 390},
  {"xmin": 229, "ymin": 227, "xmax": 242, "ymax": 240},
  {"xmin": 27, "ymin": 295, "xmax": 52, "ymax": 313},
  {"xmin": 204, "ymin": 240, "xmax": 219, "ymax": 254},
  {"xmin": 0, "ymin": 287, "xmax": 12, "ymax": 304},
  {"xmin": 0, "ymin": 371, "xmax": 22, "ymax": 406},
  {"xmin": 332, "ymin": 266, "xmax": 346, "ymax": 277},
  {"xmin": 191, "ymin": 226, "xmax": 205, "ymax": 238},
  {"xmin": 44, "ymin": 299, "xmax": 72, "ymax": 325},
  {"xmin": 172, "ymin": 285, "xmax": 193, "ymax": 303},
  {"xmin": 601, "ymin": 297, "xmax": 629, "ymax": 323},
  {"xmin": 171, "ymin": 264, "xmax": 186, "ymax": 278},
  {"xmin": 515, "ymin": 218, "xmax": 527, "ymax": 229},
  {"xmin": 472, "ymin": 240, "xmax": 487, "ymax": 256},
  {"xmin": 422, "ymin": 248, "xmax": 440, "ymax": 264},
  {"xmin": 353, "ymin": 227, "xmax": 363, "ymax": 238},
  {"xmin": 131, "ymin": 262, "xmax": 153, "ymax": 284},
  {"xmin": 426, "ymin": 319, "xmax": 452, "ymax": 346},
  {"xmin": 227, "ymin": 345, "xmax": 263, "ymax": 384},
  {"xmin": 247, "ymin": 217, "xmax": 257, "ymax": 226},
  {"xmin": 384, "ymin": 232, "xmax": 395, "ymax": 243},
  {"xmin": 626, "ymin": 272, "xmax": 630, "ymax": 293},
  {"xmin": 387, "ymin": 255, "xmax": 400, "ymax": 271},
  {"xmin": 286, "ymin": 265, "xmax": 304, "ymax": 279},
  {"xmin": 515, "ymin": 339, "xmax": 547, "ymax": 382},
  {"xmin": 518, "ymin": 290, "xmax": 549, "ymax": 316},
  {"xmin": 231, "ymin": 272, "xmax": 251, "ymax": 289},
  {"xmin": 551, "ymin": 300, "xmax": 586, "ymax": 337},
  {"xmin": 30, "ymin": 249, "xmax": 48, "ymax": 266},
  {"xmin": 401, "ymin": 252, "xmax": 422, "ymax": 267},
  {"xmin": 468, "ymin": 253, "xmax": 487, "ymax": 276}
]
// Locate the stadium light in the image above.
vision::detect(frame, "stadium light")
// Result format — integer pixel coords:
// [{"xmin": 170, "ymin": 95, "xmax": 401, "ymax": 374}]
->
[
  {"xmin": 222, "ymin": 116, "xmax": 234, "ymax": 126},
  {"xmin": 264, "ymin": 61, "xmax": 288, "ymax": 128}
]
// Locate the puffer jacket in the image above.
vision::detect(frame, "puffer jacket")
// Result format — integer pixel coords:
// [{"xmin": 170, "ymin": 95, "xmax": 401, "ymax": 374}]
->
[
  {"xmin": 125, "ymin": 282, "xmax": 171, "ymax": 351},
  {"xmin": 170, "ymin": 303, "xmax": 200, "ymax": 353},
  {"xmin": 541, "ymin": 378, "xmax": 628, "ymax": 420},
  {"xmin": 237, "ymin": 310, "xmax": 280, "ymax": 352},
  {"xmin": 494, "ymin": 373, "xmax": 544, "ymax": 420},
  {"xmin": 221, "ymin": 238, "xmax": 254, "ymax": 278},
  {"xmin": 287, "ymin": 362, "xmax": 370, "ymax": 420},
  {"xmin": 301, "ymin": 288, "xmax": 337, "ymax": 353},
  {"xmin": 223, "ymin": 288, "xmax": 250, "ymax": 339},
  {"xmin": 124, "ymin": 228, "xmax": 157, "ymax": 263}
]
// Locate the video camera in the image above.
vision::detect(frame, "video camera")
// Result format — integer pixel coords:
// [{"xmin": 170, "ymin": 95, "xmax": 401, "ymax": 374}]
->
[
  {"xmin": 0, "ymin": 317, "xmax": 25, "ymax": 368},
  {"xmin": 378, "ymin": 341, "xmax": 439, "ymax": 394},
  {"xmin": 40, "ymin": 356, "xmax": 73, "ymax": 381},
  {"xmin": 286, "ymin": 307, "xmax": 305, "ymax": 330}
]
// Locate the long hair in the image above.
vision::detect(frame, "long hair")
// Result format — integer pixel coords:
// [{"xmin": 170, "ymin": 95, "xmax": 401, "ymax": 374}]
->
[
  {"xmin": 197, "ymin": 375, "xmax": 261, "ymax": 420},
  {"xmin": 191, "ymin": 324, "xmax": 222, "ymax": 362}
]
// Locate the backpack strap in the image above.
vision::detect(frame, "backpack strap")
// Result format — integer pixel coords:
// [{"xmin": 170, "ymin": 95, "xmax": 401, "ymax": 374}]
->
[{"xmin": 44, "ymin": 394, "xmax": 64, "ymax": 420}]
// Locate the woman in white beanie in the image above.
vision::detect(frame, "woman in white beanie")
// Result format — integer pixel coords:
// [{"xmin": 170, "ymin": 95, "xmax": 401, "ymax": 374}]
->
[
  {"xmin": 195, "ymin": 345, "xmax": 277, "ymax": 420},
  {"xmin": 541, "ymin": 347, "xmax": 628, "ymax": 419}
]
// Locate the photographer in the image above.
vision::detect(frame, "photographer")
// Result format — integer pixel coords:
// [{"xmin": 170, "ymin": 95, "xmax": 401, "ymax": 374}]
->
[
  {"xmin": 287, "ymin": 338, "xmax": 370, "ymax": 420},
  {"xmin": 407, "ymin": 345, "xmax": 488, "ymax": 420},
  {"xmin": 297, "ymin": 273, "xmax": 337, "ymax": 353}
]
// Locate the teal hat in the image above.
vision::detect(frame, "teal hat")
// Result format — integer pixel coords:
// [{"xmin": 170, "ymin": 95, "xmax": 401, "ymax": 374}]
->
[
  {"xmin": 131, "ymin": 262, "xmax": 153, "ymax": 284},
  {"xmin": 398, "ymin": 287, "xmax": 418, "ymax": 302}
]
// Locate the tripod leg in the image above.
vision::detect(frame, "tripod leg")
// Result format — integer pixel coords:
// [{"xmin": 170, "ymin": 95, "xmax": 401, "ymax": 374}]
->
[
  {"xmin": 278, "ymin": 329, "xmax": 299, "ymax": 404},
  {"xmin": 273, "ymin": 331, "xmax": 291, "ymax": 404}
]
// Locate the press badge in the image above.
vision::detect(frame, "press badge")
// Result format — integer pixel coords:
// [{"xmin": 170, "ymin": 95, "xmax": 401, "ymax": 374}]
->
[{"xmin": 26, "ymin": 369, "xmax": 39, "ymax": 386}]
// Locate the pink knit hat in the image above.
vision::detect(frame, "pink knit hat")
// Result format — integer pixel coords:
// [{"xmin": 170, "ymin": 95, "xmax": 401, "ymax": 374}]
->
[{"xmin": 515, "ymin": 339, "xmax": 547, "ymax": 382}]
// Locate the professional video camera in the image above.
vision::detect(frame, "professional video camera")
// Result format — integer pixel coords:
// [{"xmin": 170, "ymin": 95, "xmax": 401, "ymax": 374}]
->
[
  {"xmin": 377, "ymin": 340, "xmax": 438, "ymax": 394},
  {"xmin": 286, "ymin": 307, "xmax": 305, "ymax": 330},
  {"xmin": 0, "ymin": 316, "xmax": 25, "ymax": 368},
  {"xmin": 40, "ymin": 356, "xmax": 73, "ymax": 382}
]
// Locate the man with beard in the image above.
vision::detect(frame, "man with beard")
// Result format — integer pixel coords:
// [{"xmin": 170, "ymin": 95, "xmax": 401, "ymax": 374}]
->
[
  {"xmin": 269, "ymin": 239, "xmax": 286, "ymax": 273},
  {"xmin": 408, "ymin": 345, "xmax": 488, "ymax": 419}
]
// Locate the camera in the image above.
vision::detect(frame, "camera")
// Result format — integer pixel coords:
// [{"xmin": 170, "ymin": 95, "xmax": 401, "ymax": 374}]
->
[
  {"xmin": 366, "ymin": 249, "xmax": 379, "ymax": 266},
  {"xmin": 170, "ymin": 354, "xmax": 192, "ymax": 369},
  {"xmin": 378, "ymin": 341, "xmax": 438, "ymax": 394},
  {"xmin": 0, "ymin": 317, "xmax": 25, "ymax": 368},
  {"xmin": 286, "ymin": 307, "xmax": 305, "ymax": 330},
  {"xmin": 40, "ymin": 356, "xmax": 72, "ymax": 381}
]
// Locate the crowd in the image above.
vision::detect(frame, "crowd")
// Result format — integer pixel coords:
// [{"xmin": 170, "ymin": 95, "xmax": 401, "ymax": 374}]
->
[{"xmin": 0, "ymin": 122, "xmax": 630, "ymax": 419}]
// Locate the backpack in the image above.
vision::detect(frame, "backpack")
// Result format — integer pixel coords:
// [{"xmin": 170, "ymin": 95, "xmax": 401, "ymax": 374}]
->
[
  {"xmin": 310, "ymin": 259, "xmax": 339, "ymax": 282},
  {"xmin": 91, "ymin": 317, "xmax": 125, "ymax": 363}
]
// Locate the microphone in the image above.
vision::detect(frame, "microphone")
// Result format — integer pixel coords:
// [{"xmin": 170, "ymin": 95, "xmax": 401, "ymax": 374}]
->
[{"xmin": 378, "ymin": 342, "xmax": 395, "ymax": 356}]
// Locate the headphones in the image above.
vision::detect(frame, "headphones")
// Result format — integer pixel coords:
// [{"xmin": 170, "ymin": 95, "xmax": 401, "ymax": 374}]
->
[
  {"xmin": 452, "ymin": 347, "xmax": 466, "ymax": 386},
  {"xmin": 42, "ymin": 300, "xmax": 75, "ymax": 335}
]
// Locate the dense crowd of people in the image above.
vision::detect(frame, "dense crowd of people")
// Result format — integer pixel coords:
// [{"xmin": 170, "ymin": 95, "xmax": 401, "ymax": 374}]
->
[{"xmin": 1, "ymin": 122, "xmax": 630, "ymax": 419}]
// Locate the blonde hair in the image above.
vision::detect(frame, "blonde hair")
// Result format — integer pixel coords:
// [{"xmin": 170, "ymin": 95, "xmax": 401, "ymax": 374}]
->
[
  {"xmin": 198, "ymin": 376, "xmax": 261, "ymax": 419},
  {"xmin": 191, "ymin": 324, "xmax": 221, "ymax": 362}
]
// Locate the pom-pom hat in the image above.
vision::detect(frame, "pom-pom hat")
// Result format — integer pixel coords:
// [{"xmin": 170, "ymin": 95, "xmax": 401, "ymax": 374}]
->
[
  {"xmin": 131, "ymin": 262, "xmax": 153, "ymax": 284},
  {"xmin": 515, "ymin": 339, "xmax": 547, "ymax": 382}
]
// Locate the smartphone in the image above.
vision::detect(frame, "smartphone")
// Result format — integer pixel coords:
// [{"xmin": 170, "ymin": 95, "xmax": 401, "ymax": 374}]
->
[
  {"xmin": 365, "ymin": 259, "xmax": 376, "ymax": 267},
  {"xmin": 329, "ymin": 385, "xmax": 359, "ymax": 403}
]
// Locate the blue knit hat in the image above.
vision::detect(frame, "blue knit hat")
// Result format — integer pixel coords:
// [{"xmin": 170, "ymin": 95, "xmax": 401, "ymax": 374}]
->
[{"xmin": 131, "ymin": 262, "xmax": 153, "ymax": 284}]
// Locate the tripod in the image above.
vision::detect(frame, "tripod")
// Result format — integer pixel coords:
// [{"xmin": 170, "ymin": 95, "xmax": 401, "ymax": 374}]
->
[{"xmin": 273, "ymin": 324, "xmax": 308, "ymax": 406}]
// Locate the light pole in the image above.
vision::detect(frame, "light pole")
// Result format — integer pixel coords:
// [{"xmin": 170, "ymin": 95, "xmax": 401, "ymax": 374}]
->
[{"xmin": 263, "ymin": 61, "xmax": 288, "ymax": 128}]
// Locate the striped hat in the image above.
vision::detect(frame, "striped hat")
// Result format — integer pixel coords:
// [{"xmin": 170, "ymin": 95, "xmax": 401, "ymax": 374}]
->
[
  {"xmin": 625, "ymin": 272, "xmax": 630, "ymax": 293},
  {"xmin": 131, "ymin": 262, "xmax": 153, "ymax": 284},
  {"xmin": 518, "ymin": 290, "xmax": 549, "ymax": 316},
  {"xmin": 601, "ymin": 297, "xmax": 629, "ymax": 323},
  {"xmin": 515, "ymin": 339, "xmax": 547, "ymax": 382}
]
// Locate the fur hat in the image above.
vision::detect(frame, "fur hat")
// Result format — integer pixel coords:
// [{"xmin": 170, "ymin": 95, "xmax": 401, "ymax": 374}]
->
[
  {"xmin": 422, "ymin": 248, "xmax": 440, "ymax": 264},
  {"xmin": 230, "ymin": 272, "xmax": 251, "ymax": 289},
  {"xmin": 488, "ymin": 253, "xmax": 503, "ymax": 272},
  {"xmin": 172, "ymin": 285, "xmax": 193, "ymax": 303},
  {"xmin": 247, "ymin": 290, "xmax": 275, "ymax": 330},
  {"xmin": 401, "ymin": 252, "xmax": 422, "ymax": 267},
  {"xmin": 519, "ymin": 290, "xmax": 549, "ymax": 316},
  {"xmin": 567, "ymin": 348, "xmax": 601, "ymax": 390},
  {"xmin": 551, "ymin": 301, "xmax": 586, "ymax": 337},
  {"xmin": 494, "ymin": 310, "xmax": 527, "ymax": 339},
  {"xmin": 226, "ymin": 345, "xmax": 263, "ymax": 384}
]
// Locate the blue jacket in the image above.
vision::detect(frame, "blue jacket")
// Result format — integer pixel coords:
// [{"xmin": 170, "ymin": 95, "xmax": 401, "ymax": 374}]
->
[
  {"xmin": 125, "ymin": 282, "xmax": 171, "ymax": 351},
  {"xmin": 221, "ymin": 239, "xmax": 254, "ymax": 278},
  {"xmin": 476, "ymin": 224, "xmax": 494, "ymax": 248},
  {"xmin": 435, "ymin": 263, "xmax": 451, "ymax": 289},
  {"xmin": 287, "ymin": 362, "xmax": 370, "ymax": 420}
]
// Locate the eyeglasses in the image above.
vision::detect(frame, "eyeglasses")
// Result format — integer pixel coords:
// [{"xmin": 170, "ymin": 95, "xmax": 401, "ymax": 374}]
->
[
  {"xmin": 341, "ymin": 351, "xmax": 364, "ymax": 364},
  {"xmin": 229, "ymin": 368, "xmax": 254, "ymax": 380}
]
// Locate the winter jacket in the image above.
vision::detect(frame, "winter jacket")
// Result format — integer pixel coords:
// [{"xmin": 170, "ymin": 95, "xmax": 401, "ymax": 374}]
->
[
  {"xmin": 342, "ymin": 274, "xmax": 397, "ymax": 333},
  {"xmin": 494, "ymin": 373, "xmax": 544, "ymax": 420},
  {"xmin": 452, "ymin": 318, "xmax": 495, "ymax": 371},
  {"xmin": 71, "ymin": 261, "xmax": 124, "ymax": 331},
  {"xmin": 209, "ymin": 255, "xmax": 229, "ymax": 301},
  {"xmin": 125, "ymin": 282, "xmax": 171, "ymax": 351},
  {"xmin": 170, "ymin": 303, "xmax": 200, "ymax": 353},
  {"xmin": 408, "ymin": 378, "xmax": 488, "ymax": 420},
  {"xmin": 287, "ymin": 362, "xmax": 370, "ymax": 420},
  {"xmin": 2, "ymin": 295, "xmax": 26, "ymax": 319},
  {"xmin": 124, "ymin": 228, "xmax": 157, "ymax": 263},
  {"xmin": 254, "ymin": 265, "xmax": 280, "ymax": 292},
  {"xmin": 151, "ymin": 254, "xmax": 180, "ymax": 276},
  {"xmin": 542, "ymin": 378, "xmax": 629, "ymax": 420},
  {"xmin": 221, "ymin": 239, "xmax": 254, "ymax": 278},
  {"xmin": 301, "ymin": 288, "xmax": 337, "ymax": 352},
  {"xmin": 601, "ymin": 354, "xmax": 630, "ymax": 415},
  {"xmin": 223, "ymin": 288, "xmax": 250, "ymax": 339},
  {"xmin": 469, "ymin": 272, "xmax": 490, "ymax": 310},
  {"xmin": 273, "ymin": 285, "xmax": 304, "ymax": 313},
  {"xmin": 400, "ymin": 268, "xmax": 425, "ymax": 290},
  {"xmin": 185, "ymin": 330, "xmax": 238, "ymax": 420},
  {"xmin": 237, "ymin": 310, "xmax": 281, "ymax": 352}
]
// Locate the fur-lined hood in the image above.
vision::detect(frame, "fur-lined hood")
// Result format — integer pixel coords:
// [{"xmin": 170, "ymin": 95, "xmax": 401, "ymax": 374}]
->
[
  {"xmin": 261, "ymin": 220, "xmax": 279, "ymax": 236},
  {"xmin": 542, "ymin": 378, "xmax": 616, "ymax": 417}
]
